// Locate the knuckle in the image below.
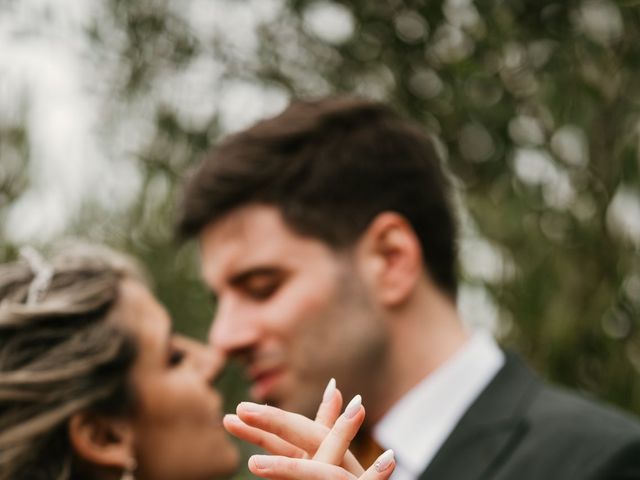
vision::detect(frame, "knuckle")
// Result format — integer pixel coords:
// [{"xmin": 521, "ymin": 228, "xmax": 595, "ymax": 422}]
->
[{"xmin": 279, "ymin": 458, "xmax": 300, "ymax": 475}]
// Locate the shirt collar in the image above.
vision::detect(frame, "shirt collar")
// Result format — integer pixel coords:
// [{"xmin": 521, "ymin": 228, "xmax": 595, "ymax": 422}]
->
[{"xmin": 373, "ymin": 331, "xmax": 505, "ymax": 480}]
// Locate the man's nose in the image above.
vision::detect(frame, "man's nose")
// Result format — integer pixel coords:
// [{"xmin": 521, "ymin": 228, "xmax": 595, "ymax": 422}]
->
[{"xmin": 208, "ymin": 300, "xmax": 261, "ymax": 355}]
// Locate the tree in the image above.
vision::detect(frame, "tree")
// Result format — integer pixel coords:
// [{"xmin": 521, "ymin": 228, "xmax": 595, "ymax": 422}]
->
[
  {"xmin": 2, "ymin": 0, "xmax": 638, "ymax": 433},
  {"xmin": 98, "ymin": 0, "xmax": 640, "ymax": 413}
]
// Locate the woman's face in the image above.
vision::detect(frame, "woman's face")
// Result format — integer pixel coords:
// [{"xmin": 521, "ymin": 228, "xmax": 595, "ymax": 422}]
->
[{"xmin": 114, "ymin": 279, "xmax": 239, "ymax": 480}]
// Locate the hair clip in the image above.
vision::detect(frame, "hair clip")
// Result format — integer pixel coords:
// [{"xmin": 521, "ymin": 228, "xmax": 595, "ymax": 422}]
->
[{"xmin": 19, "ymin": 246, "xmax": 54, "ymax": 305}]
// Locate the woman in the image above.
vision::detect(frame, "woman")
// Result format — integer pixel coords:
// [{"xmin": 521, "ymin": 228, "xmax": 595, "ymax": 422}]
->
[{"xmin": 0, "ymin": 245, "xmax": 393, "ymax": 480}]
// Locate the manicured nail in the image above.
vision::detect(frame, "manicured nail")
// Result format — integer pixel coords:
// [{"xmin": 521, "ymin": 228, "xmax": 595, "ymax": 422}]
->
[
  {"xmin": 251, "ymin": 455, "xmax": 273, "ymax": 470},
  {"xmin": 344, "ymin": 394, "xmax": 362, "ymax": 418},
  {"xmin": 323, "ymin": 377, "xmax": 336, "ymax": 402},
  {"xmin": 224, "ymin": 413, "xmax": 241, "ymax": 424},
  {"xmin": 374, "ymin": 449, "xmax": 394, "ymax": 472},
  {"xmin": 238, "ymin": 402, "xmax": 263, "ymax": 413}
]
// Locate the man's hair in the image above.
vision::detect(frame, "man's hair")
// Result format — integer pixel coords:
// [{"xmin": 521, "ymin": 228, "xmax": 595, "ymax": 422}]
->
[{"xmin": 178, "ymin": 96, "xmax": 458, "ymax": 298}]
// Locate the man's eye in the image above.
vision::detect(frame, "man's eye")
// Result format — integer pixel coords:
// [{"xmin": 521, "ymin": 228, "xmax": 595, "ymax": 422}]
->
[
  {"xmin": 168, "ymin": 349, "xmax": 185, "ymax": 367},
  {"xmin": 244, "ymin": 276, "xmax": 281, "ymax": 299}
]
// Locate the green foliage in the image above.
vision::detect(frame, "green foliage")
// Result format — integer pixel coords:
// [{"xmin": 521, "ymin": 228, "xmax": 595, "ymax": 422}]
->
[{"xmin": 92, "ymin": 0, "xmax": 639, "ymax": 414}]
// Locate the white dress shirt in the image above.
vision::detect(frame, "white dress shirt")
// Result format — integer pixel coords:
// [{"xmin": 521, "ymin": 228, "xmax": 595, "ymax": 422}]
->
[{"xmin": 373, "ymin": 331, "xmax": 505, "ymax": 480}]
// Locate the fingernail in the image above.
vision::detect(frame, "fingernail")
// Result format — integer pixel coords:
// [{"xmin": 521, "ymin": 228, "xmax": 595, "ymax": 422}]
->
[
  {"xmin": 224, "ymin": 413, "xmax": 241, "ymax": 424},
  {"xmin": 374, "ymin": 449, "xmax": 394, "ymax": 472},
  {"xmin": 344, "ymin": 394, "xmax": 362, "ymax": 418},
  {"xmin": 251, "ymin": 455, "xmax": 272, "ymax": 470},
  {"xmin": 238, "ymin": 401, "xmax": 263, "ymax": 413},
  {"xmin": 323, "ymin": 377, "xmax": 336, "ymax": 402}
]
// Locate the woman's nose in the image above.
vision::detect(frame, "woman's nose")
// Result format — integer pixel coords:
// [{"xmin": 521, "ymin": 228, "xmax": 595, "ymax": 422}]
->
[{"xmin": 194, "ymin": 342, "xmax": 224, "ymax": 383}]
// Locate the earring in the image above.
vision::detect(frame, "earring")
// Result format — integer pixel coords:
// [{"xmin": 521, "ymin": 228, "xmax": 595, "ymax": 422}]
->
[{"xmin": 120, "ymin": 458, "xmax": 137, "ymax": 480}]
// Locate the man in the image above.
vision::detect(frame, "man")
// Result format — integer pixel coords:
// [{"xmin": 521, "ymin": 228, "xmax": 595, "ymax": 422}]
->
[{"xmin": 177, "ymin": 97, "xmax": 640, "ymax": 479}]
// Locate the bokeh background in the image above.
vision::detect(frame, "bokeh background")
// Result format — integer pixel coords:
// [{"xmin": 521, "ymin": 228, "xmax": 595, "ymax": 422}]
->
[{"xmin": 1, "ymin": 0, "xmax": 639, "ymax": 473}]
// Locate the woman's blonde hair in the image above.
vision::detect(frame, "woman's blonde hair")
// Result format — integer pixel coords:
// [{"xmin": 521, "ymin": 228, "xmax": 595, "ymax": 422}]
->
[{"xmin": 0, "ymin": 244, "xmax": 146, "ymax": 480}]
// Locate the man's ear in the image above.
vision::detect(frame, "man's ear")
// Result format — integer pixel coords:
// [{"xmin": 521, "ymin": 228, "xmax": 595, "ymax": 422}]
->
[
  {"xmin": 356, "ymin": 211, "xmax": 422, "ymax": 307},
  {"xmin": 69, "ymin": 410, "xmax": 135, "ymax": 471}
]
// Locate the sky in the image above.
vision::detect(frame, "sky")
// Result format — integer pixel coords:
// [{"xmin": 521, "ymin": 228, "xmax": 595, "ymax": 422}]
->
[
  {"xmin": 1, "ymin": 0, "xmax": 138, "ymax": 239},
  {"xmin": 0, "ymin": 0, "xmax": 293, "ymax": 242}
]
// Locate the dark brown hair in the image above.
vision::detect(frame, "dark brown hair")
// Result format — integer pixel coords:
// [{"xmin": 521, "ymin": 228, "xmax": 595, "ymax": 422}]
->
[
  {"xmin": 0, "ymin": 245, "xmax": 143, "ymax": 480},
  {"xmin": 178, "ymin": 97, "xmax": 458, "ymax": 298}
]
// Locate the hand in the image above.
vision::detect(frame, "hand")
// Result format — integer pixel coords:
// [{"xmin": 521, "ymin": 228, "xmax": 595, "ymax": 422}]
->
[
  {"xmin": 224, "ymin": 379, "xmax": 361, "ymax": 471},
  {"xmin": 223, "ymin": 382, "xmax": 395, "ymax": 480},
  {"xmin": 247, "ymin": 449, "xmax": 395, "ymax": 480},
  {"xmin": 246, "ymin": 395, "xmax": 395, "ymax": 480}
]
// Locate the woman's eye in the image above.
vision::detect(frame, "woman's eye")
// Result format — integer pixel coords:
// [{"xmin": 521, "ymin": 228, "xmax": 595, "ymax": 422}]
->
[{"xmin": 168, "ymin": 349, "xmax": 185, "ymax": 367}]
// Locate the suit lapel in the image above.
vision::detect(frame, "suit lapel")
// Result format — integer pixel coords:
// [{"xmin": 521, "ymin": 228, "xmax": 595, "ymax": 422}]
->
[{"xmin": 418, "ymin": 353, "xmax": 540, "ymax": 480}]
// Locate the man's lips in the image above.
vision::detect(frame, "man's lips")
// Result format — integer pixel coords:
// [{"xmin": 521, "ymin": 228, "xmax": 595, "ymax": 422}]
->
[{"xmin": 249, "ymin": 367, "xmax": 286, "ymax": 402}]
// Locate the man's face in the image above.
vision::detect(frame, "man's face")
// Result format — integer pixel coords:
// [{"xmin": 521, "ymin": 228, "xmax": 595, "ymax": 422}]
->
[{"xmin": 199, "ymin": 204, "xmax": 389, "ymax": 417}]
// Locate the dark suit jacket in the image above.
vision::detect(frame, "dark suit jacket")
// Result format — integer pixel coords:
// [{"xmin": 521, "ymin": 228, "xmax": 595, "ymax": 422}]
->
[{"xmin": 419, "ymin": 353, "xmax": 640, "ymax": 480}]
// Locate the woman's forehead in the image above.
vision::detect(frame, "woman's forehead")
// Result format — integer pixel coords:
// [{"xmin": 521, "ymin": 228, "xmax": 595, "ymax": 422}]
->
[{"xmin": 112, "ymin": 279, "xmax": 171, "ymax": 351}]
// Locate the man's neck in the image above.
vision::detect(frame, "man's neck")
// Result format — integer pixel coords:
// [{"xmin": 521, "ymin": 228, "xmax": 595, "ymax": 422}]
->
[{"xmin": 366, "ymin": 283, "xmax": 469, "ymax": 425}]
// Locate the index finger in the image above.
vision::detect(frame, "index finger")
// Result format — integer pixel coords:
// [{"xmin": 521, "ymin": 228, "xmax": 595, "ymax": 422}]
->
[
  {"xmin": 247, "ymin": 450, "xmax": 395, "ymax": 480},
  {"xmin": 313, "ymin": 395, "xmax": 365, "ymax": 468},
  {"xmin": 223, "ymin": 413, "xmax": 307, "ymax": 459},
  {"xmin": 361, "ymin": 450, "xmax": 395, "ymax": 480},
  {"xmin": 249, "ymin": 455, "xmax": 356, "ymax": 480},
  {"xmin": 315, "ymin": 378, "xmax": 344, "ymax": 428},
  {"xmin": 236, "ymin": 402, "xmax": 328, "ymax": 454}
]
